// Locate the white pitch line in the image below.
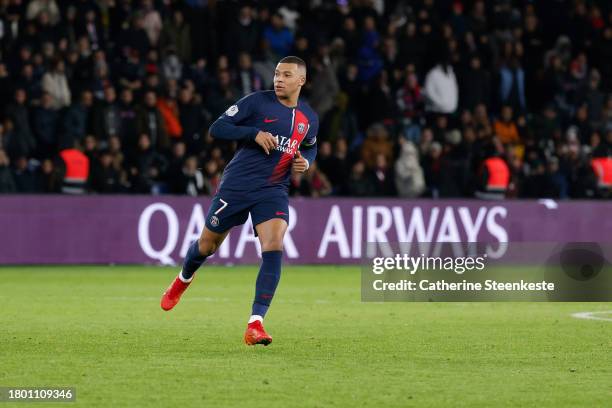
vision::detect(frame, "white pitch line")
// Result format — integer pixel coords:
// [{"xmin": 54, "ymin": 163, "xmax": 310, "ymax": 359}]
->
[{"xmin": 571, "ymin": 311, "xmax": 612, "ymax": 322}]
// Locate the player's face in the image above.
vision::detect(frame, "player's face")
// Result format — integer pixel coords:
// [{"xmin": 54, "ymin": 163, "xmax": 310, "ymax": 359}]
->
[{"xmin": 274, "ymin": 63, "xmax": 305, "ymax": 99}]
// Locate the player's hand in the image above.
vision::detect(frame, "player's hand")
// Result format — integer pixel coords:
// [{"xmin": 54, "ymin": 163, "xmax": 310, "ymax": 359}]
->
[
  {"xmin": 292, "ymin": 151, "xmax": 309, "ymax": 174},
  {"xmin": 255, "ymin": 131, "xmax": 278, "ymax": 155}
]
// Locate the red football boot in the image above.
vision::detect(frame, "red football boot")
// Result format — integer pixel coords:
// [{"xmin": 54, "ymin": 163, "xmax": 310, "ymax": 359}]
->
[
  {"xmin": 244, "ymin": 320, "xmax": 272, "ymax": 346},
  {"xmin": 161, "ymin": 275, "xmax": 192, "ymax": 311}
]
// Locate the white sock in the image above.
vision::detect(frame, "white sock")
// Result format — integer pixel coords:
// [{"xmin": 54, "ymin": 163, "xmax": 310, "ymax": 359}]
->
[
  {"xmin": 178, "ymin": 270, "xmax": 194, "ymax": 283},
  {"xmin": 248, "ymin": 315, "xmax": 263, "ymax": 324}
]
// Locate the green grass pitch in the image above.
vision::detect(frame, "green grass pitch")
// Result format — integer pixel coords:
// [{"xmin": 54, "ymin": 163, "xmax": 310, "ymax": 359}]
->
[{"xmin": 1, "ymin": 266, "xmax": 611, "ymax": 407}]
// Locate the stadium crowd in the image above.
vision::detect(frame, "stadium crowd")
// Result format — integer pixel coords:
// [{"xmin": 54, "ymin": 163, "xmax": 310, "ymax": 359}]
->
[{"xmin": 0, "ymin": 0, "xmax": 610, "ymax": 199}]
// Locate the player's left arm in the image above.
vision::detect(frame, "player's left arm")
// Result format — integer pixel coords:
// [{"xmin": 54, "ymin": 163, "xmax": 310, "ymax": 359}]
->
[
  {"xmin": 209, "ymin": 93, "xmax": 261, "ymax": 141},
  {"xmin": 292, "ymin": 117, "xmax": 318, "ymax": 173}
]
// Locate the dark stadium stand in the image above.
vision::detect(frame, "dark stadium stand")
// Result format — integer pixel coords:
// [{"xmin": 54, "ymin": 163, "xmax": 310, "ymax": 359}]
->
[{"xmin": 0, "ymin": 0, "xmax": 610, "ymax": 199}]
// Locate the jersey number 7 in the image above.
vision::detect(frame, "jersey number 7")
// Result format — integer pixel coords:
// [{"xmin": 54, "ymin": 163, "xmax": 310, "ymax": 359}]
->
[{"xmin": 214, "ymin": 199, "xmax": 229, "ymax": 215}]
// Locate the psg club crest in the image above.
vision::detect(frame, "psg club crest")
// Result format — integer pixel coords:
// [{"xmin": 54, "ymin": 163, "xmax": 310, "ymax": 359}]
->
[
  {"xmin": 297, "ymin": 123, "xmax": 306, "ymax": 134},
  {"xmin": 210, "ymin": 215, "xmax": 219, "ymax": 227}
]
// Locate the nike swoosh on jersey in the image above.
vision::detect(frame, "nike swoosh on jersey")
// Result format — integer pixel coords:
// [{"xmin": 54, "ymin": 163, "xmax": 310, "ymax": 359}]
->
[{"xmin": 264, "ymin": 118, "xmax": 279, "ymax": 123}]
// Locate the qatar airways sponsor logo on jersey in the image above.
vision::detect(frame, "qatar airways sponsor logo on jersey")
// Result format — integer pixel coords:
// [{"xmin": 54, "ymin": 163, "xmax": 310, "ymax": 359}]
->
[
  {"xmin": 137, "ymin": 203, "xmax": 509, "ymax": 264},
  {"xmin": 274, "ymin": 135, "xmax": 299, "ymax": 154}
]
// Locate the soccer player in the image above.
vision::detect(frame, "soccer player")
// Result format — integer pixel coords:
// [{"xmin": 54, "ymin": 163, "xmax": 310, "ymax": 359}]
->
[{"xmin": 160, "ymin": 56, "xmax": 318, "ymax": 346}]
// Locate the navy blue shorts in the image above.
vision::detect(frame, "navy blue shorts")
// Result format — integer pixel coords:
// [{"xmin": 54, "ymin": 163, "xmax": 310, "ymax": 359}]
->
[{"xmin": 204, "ymin": 190, "xmax": 289, "ymax": 235}]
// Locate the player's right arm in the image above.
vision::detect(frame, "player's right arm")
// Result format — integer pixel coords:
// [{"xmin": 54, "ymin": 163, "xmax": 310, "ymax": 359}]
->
[{"xmin": 208, "ymin": 93, "xmax": 277, "ymax": 154}]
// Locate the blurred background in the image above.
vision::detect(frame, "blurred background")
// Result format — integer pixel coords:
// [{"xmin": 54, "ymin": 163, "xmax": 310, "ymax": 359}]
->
[{"xmin": 0, "ymin": 0, "xmax": 610, "ymax": 200}]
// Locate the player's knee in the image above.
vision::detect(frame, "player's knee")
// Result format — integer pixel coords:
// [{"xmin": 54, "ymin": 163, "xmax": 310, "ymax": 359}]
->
[
  {"xmin": 198, "ymin": 236, "xmax": 219, "ymax": 257},
  {"xmin": 260, "ymin": 237, "xmax": 283, "ymax": 252}
]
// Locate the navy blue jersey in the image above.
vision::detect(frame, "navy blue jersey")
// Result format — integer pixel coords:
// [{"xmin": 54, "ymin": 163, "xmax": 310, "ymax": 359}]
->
[{"xmin": 209, "ymin": 91, "xmax": 318, "ymax": 194}]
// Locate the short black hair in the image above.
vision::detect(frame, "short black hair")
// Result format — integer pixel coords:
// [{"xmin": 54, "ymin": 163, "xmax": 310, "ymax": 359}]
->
[{"xmin": 278, "ymin": 56, "xmax": 307, "ymax": 75}]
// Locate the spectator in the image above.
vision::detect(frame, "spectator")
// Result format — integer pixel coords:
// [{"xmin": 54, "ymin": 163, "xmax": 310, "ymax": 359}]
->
[
  {"xmin": 92, "ymin": 87, "xmax": 119, "ymax": 144},
  {"xmin": 77, "ymin": 8, "xmax": 103, "ymax": 51},
  {"xmin": 61, "ymin": 90, "xmax": 94, "ymax": 150},
  {"xmin": 118, "ymin": 48, "xmax": 145, "ymax": 92},
  {"xmin": 547, "ymin": 156, "xmax": 569, "ymax": 199},
  {"xmin": 308, "ymin": 56, "xmax": 340, "ymax": 120},
  {"xmin": 337, "ymin": 16, "xmax": 360, "ymax": 59},
  {"xmin": 139, "ymin": 0, "xmax": 162, "ymax": 47},
  {"xmin": 0, "ymin": 149, "xmax": 16, "ymax": 193},
  {"xmin": 263, "ymin": 13, "xmax": 294, "ymax": 59},
  {"xmin": 362, "ymin": 71, "xmax": 395, "ymax": 127},
  {"xmin": 395, "ymin": 140, "xmax": 426, "ymax": 198},
  {"xmin": 128, "ymin": 133, "xmax": 168, "ymax": 194},
  {"xmin": 175, "ymin": 156, "xmax": 206, "ymax": 196},
  {"xmin": 91, "ymin": 52, "xmax": 112, "ymax": 98},
  {"xmin": 82, "ymin": 134, "xmax": 99, "ymax": 163},
  {"xmin": 570, "ymin": 104, "xmax": 593, "ymax": 144},
  {"xmin": 4, "ymin": 89, "xmax": 36, "ymax": 159},
  {"xmin": 160, "ymin": 9, "xmax": 192, "ymax": 63},
  {"xmin": 361, "ymin": 124, "xmax": 393, "ymax": 169},
  {"xmin": 347, "ymin": 161, "xmax": 375, "ymax": 197},
  {"xmin": 522, "ymin": 12, "xmax": 546, "ymax": 111},
  {"xmin": 178, "ymin": 86, "xmax": 208, "ymax": 154},
  {"xmin": 474, "ymin": 104, "xmax": 493, "ymax": 139},
  {"xmin": 396, "ymin": 65, "xmax": 425, "ymax": 127},
  {"xmin": 422, "ymin": 141, "xmax": 443, "ymax": 198},
  {"xmin": 36, "ymin": 12, "xmax": 58, "ymax": 47},
  {"xmin": 226, "ymin": 5, "xmax": 260, "ymax": 62},
  {"xmin": 202, "ymin": 160, "xmax": 221, "ymax": 194},
  {"xmin": 136, "ymin": 91, "xmax": 169, "ymax": 150},
  {"xmin": 26, "ymin": 0, "xmax": 60, "ymax": 25},
  {"xmin": 494, "ymin": 106, "xmax": 521, "ymax": 145},
  {"xmin": 459, "ymin": 55, "xmax": 490, "ymax": 111},
  {"xmin": 449, "ymin": 1, "xmax": 467, "ymax": 37},
  {"xmin": 41, "ymin": 58, "xmax": 71, "ymax": 110},
  {"xmin": 117, "ymin": 88, "xmax": 138, "ymax": 154},
  {"xmin": 397, "ymin": 21, "xmax": 424, "ymax": 71},
  {"xmin": 235, "ymin": 52, "xmax": 263, "ymax": 96},
  {"xmin": 292, "ymin": 35, "xmax": 312, "ymax": 66},
  {"xmin": 371, "ymin": 153, "xmax": 395, "ymax": 196},
  {"xmin": 498, "ymin": 42, "xmax": 526, "ymax": 113},
  {"xmin": 107, "ymin": 136, "xmax": 127, "ymax": 183},
  {"xmin": 15, "ymin": 64, "xmax": 42, "ymax": 103},
  {"xmin": 302, "ymin": 161, "xmax": 332, "ymax": 198},
  {"xmin": 356, "ymin": 16, "xmax": 383, "ymax": 83},
  {"xmin": 12, "ymin": 156, "xmax": 39, "ymax": 193},
  {"xmin": 61, "ymin": 6, "xmax": 79, "ymax": 49},
  {"xmin": 0, "ymin": 64, "xmax": 11, "ymax": 108},
  {"xmin": 424, "ymin": 60, "xmax": 458, "ymax": 114},
  {"xmin": 162, "ymin": 49, "xmax": 183, "ymax": 82},
  {"xmin": 166, "ymin": 141, "xmax": 187, "ymax": 189},
  {"xmin": 38, "ymin": 158, "xmax": 62, "ymax": 193},
  {"xmin": 576, "ymin": 69, "xmax": 605, "ymax": 126},
  {"xmin": 156, "ymin": 91, "xmax": 182, "ymax": 140},
  {"xmin": 206, "ymin": 69, "xmax": 240, "ymax": 118},
  {"xmin": 317, "ymin": 139, "xmax": 350, "ymax": 195},
  {"xmin": 315, "ymin": 141, "xmax": 333, "ymax": 180},
  {"xmin": 523, "ymin": 159, "xmax": 555, "ymax": 198},
  {"xmin": 90, "ymin": 149, "xmax": 121, "ymax": 193},
  {"xmin": 32, "ymin": 92, "xmax": 60, "ymax": 158}
]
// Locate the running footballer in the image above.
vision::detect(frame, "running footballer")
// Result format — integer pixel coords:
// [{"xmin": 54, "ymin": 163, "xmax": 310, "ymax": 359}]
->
[{"xmin": 160, "ymin": 56, "xmax": 318, "ymax": 346}]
